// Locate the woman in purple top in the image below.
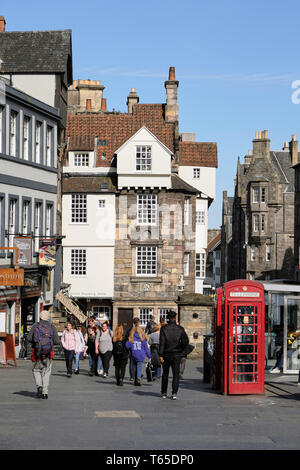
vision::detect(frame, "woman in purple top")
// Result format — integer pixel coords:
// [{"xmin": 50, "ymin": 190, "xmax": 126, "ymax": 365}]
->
[{"xmin": 126, "ymin": 324, "xmax": 151, "ymax": 386}]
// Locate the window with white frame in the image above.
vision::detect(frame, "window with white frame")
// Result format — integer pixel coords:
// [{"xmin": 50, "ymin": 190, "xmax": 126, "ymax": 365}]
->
[
  {"xmin": 23, "ymin": 116, "xmax": 30, "ymax": 160},
  {"xmin": 253, "ymin": 214, "xmax": 259, "ymax": 232},
  {"xmin": 251, "ymin": 246, "xmax": 256, "ymax": 261},
  {"xmin": 266, "ymin": 244, "xmax": 271, "ymax": 261},
  {"xmin": 138, "ymin": 308, "xmax": 153, "ymax": 326},
  {"xmin": 195, "ymin": 211, "xmax": 205, "ymax": 224},
  {"xmin": 10, "ymin": 111, "xmax": 17, "ymax": 157},
  {"xmin": 34, "ymin": 202, "xmax": 42, "ymax": 253},
  {"xmin": 45, "ymin": 204, "xmax": 53, "ymax": 237},
  {"xmin": 71, "ymin": 248, "xmax": 87, "ymax": 276},
  {"xmin": 35, "ymin": 121, "xmax": 42, "ymax": 163},
  {"xmin": 46, "ymin": 126, "xmax": 52, "ymax": 166},
  {"xmin": 8, "ymin": 198, "xmax": 17, "ymax": 248},
  {"xmin": 22, "ymin": 200, "xmax": 30, "ymax": 235},
  {"xmin": 261, "ymin": 187, "xmax": 267, "ymax": 203},
  {"xmin": 137, "ymin": 194, "xmax": 157, "ymax": 225},
  {"xmin": 92, "ymin": 306, "xmax": 111, "ymax": 321},
  {"xmin": 71, "ymin": 194, "xmax": 87, "ymax": 223},
  {"xmin": 184, "ymin": 252, "xmax": 190, "ymax": 276},
  {"xmin": 193, "ymin": 168, "xmax": 200, "ymax": 178},
  {"xmin": 261, "ymin": 214, "xmax": 265, "ymax": 232},
  {"xmin": 136, "ymin": 146, "xmax": 151, "ymax": 171},
  {"xmin": 136, "ymin": 245, "xmax": 157, "ymax": 276},
  {"xmin": 184, "ymin": 197, "xmax": 190, "ymax": 225},
  {"xmin": 98, "ymin": 199, "xmax": 105, "ymax": 208},
  {"xmin": 74, "ymin": 153, "xmax": 89, "ymax": 167},
  {"xmin": 158, "ymin": 308, "xmax": 172, "ymax": 321},
  {"xmin": 253, "ymin": 187, "xmax": 259, "ymax": 203},
  {"xmin": 195, "ymin": 252, "xmax": 206, "ymax": 278}
]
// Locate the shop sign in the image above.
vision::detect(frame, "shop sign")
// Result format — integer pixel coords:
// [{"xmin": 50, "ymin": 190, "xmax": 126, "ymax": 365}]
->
[
  {"xmin": 24, "ymin": 272, "xmax": 41, "ymax": 288},
  {"xmin": 13, "ymin": 237, "xmax": 32, "ymax": 267},
  {"xmin": 0, "ymin": 268, "xmax": 24, "ymax": 286},
  {"xmin": 55, "ymin": 290, "xmax": 87, "ymax": 323},
  {"xmin": 39, "ymin": 239, "xmax": 56, "ymax": 267}
]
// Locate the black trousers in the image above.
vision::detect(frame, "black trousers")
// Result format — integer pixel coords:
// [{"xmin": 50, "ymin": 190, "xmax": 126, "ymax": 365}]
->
[
  {"xmin": 161, "ymin": 354, "xmax": 182, "ymax": 395},
  {"xmin": 114, "ymin": 354, "xmax": 128, "ymax": 382},
  {"xmin": 99, "ymin": 350, "xmax": 113, "ymax": 374},
  {"xmin": 64, "ymin": 349, "xmax": 75, "ymax": 375}
]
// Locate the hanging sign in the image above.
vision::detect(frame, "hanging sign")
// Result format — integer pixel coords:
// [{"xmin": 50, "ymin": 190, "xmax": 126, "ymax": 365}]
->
[
  {"xmin": 39, "ymin": 239, "xmax": 56, "ymax": 267},
  {"xmin": 13, "ymin": 237, "xmax": 32, "ymax": 266}
]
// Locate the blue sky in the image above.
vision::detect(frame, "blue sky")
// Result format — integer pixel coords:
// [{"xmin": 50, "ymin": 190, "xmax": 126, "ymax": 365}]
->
[{"xmin": 2, "ymin": 0, "xmax": 300, "ymax": 228}]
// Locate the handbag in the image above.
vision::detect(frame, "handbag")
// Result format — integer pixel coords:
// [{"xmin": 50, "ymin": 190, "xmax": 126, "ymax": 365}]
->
[{"xmin": 146, "ymin": 361, "xmax": 156, "ymax": 382}]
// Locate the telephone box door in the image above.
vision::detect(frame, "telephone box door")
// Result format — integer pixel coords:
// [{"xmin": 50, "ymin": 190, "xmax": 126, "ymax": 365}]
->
[{"xmin": 228, "ymin": 302, "xmax": 264, "ymax": 394}]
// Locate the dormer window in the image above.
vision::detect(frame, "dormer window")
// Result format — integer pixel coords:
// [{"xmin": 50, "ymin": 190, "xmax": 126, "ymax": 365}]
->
[
  {"xmin": 74, "ymin": 153, "xmax": 89, "ymax": 167},
  {"xmin": 136, "ymin": 146, "xmax": 151, "ymax": 172}
]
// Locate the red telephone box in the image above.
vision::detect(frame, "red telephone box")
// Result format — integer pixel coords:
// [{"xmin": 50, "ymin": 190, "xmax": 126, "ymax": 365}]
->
[{"xmin": 214, "ymin": 280, "xmax": 265, "ymax": 395}]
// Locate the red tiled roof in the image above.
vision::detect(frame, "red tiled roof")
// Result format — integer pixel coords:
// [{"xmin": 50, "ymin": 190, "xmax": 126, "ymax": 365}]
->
[
  {"xmin": 179, "ymin": 142, "xmax": 218, "ymax": 168},
  {"xmin": 66, "ymin": 104, "xmax": 175, "ymax": 167}
]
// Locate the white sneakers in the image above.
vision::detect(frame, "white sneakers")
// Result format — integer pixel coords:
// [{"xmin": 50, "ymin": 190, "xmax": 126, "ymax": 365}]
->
[{"xmin": 270, "ymin": 367, "xmax": 281, "ymax": 374}]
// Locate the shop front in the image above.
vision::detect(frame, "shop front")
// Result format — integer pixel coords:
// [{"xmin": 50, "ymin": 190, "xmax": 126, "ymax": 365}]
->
[{"xmin": 262, "ymin": 280, "xmax": 300, "ymax": 374}]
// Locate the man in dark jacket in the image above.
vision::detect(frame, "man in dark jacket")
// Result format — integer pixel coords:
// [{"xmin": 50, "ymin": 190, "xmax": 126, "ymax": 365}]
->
[
  {"xmin": 159, "ymin": 310, "xmax": 189, "ymax": 400},
  {"xmin": 27, "ymin": 310, "xmax": 60, "ymax": 399}
]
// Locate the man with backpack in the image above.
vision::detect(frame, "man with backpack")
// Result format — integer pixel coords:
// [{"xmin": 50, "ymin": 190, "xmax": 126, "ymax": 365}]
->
[{"xmin": 27, "ymin": 310, "xmax": 60, "ymax": 399}]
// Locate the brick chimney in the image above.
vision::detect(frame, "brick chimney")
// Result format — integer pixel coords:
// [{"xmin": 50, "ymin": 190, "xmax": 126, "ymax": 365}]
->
[
  {"xmin": 0, "ymin": 16, "xmax": 6, "ymax": 33},
  {"xmin": 289, "ymin": 134, "xmax": 298, "ymax": 166},
  {"xmin": 127, "ymin": 88, "xmax": 139, "ymax": 114},
  {"xmin": 86, "ymin": 99, "xmax": 92, "ymax": 110},
  {"xmin": 252, "ymin": 129, "xmax": 270, "ymax": 160},
  {"xmin": 101, "ymin": 97, "xmax": 107, "ymax": 111},
  {"xmin": 164, "ymin": 66, "xmax": 179, "ymax": 123}
]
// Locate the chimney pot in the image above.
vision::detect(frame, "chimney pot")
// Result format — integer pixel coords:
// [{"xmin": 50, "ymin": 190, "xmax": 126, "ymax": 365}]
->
[
  {"xmin": 86, "ymin": 99, "xmax": 92, "ymax": 110},
  {"xmin": 0, "ymin": 16, "xmax": 6, "ymax": 33},
  {"xmin": 169, "ymin": 66, "xmax": 176, "ymax": 80},
  {"xmin": 292, "ymin": 134, "xmax": 296, "ymax": 141}
]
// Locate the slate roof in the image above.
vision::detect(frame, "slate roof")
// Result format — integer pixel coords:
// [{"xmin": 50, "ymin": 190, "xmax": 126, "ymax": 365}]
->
[
  {"xmin": 271, "ymin": 151, "xmax": 296, "ymax": 191},
  {"xmin": 170, "ymin": 174, "xmax": 198, "ymax": 193},
  {"xmin": 0, "ymin": 30, "xmax": 72, "ymax": 74},
  {"xmin": 62, "ymin": 175, "xmax": 117, "ymax": 193}
]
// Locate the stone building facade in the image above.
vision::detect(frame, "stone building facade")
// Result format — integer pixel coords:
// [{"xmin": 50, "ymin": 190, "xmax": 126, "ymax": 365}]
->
[
  {"xmin": 225, "ymin": 131, "xmax": 297, "ymax": 282},
  {"xmin": 63, "ymin": 67, "xmax": 218, "ymax": 333}
]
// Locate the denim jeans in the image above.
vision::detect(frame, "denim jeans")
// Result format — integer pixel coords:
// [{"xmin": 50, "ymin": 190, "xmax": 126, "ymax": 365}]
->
[
  {"xmin": 74, "ymin": 351, "xmax": 81, "ymax": 371},
  {"xmin": 97, "ymin": 355, "xmax": 103, "ymax": 371},
  {"xmin": 132, "ymin": 359, "xmax": 143, "ymax": 380},
  {"xmin": 156, "ymin": 365, "xmax": 162, "ymax": 378}
]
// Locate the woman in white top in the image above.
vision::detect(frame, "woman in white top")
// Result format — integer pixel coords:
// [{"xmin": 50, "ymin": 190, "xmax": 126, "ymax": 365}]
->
[
  {"xmin": 74, "ymin": 325, "xmax": 86, "ymax": 375},
  {"xmin": 95, "ymin": 321, "xmax": 113, "ymax": 377}
]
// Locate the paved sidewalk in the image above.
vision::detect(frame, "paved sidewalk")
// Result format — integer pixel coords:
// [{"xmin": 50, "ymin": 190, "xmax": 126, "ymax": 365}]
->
[{"xmin": 1, "ymin": 358, "xmax": 300, "ymax": 450}]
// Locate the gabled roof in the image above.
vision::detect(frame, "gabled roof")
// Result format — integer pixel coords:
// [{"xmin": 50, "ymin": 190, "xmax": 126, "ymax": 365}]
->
[
  {"xmin": 179, "ymin": 141, "xmax": 218, "ymax": 167},
  {"xmin": 115, "ymin": 125, "xmax": 173, "ymax": 156},
  {"xmin": 0, "ymin": 30, "xmax": 72, "ymax": 78},
  {"xmin": 66, "ymin": 104, "xmax": 175, "ymax": 167}
]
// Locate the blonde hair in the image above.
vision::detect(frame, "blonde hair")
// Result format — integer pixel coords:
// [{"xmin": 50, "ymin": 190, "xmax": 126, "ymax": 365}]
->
[
  {"xmin": 128, "ymin": 324, "xmax": 146, "ymax": 343},
  {"xmin": 113, "ymin": 324, "xmax": 124, "ymax": 342}
]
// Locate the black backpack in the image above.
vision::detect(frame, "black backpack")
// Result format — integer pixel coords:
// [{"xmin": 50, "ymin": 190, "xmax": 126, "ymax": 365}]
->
[{"xmin": 114, "ymin": 340, "xmax": 124, "ymax": 354}]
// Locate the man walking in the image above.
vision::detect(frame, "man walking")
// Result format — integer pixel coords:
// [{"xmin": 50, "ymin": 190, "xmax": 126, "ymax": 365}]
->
[
  {"xmin": 159, "ymin": 311, "xmax": 189, "ymax": 400},
  {"xmin": 27, "ymin": 310, "xmax": 60, "ymax": 399}
]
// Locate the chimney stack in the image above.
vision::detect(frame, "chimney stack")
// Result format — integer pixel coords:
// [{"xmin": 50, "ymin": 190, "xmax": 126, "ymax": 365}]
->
[
  {"xmin": 289, "ymin": 134, "xmax": 298, "ymax": 166},
  {"xmin": 164, "ymin": 66, "xmax": 179, "ymax": 123},
  {"xmin": 126, "ymin": 88, "xmax": 139, "ymax": 114},
  {"xmin": 252, "ymin": 129, "xmax": 270, "ymax": 160},
  {"xmin": 0, "ymin": 16, "xmax": 6, "ymax": 33}
]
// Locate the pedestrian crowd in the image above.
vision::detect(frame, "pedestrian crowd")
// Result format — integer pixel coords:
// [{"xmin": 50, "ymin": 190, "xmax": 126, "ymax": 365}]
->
[{"xmin": 27, "ymin": 310, "xmax": 191, "ymax": 401}]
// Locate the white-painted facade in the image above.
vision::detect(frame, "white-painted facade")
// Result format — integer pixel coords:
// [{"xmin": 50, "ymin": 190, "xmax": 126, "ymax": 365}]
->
[
  {"xmin": 3, "ymin": 74, "xmax": 57, "ymax": 108},
  {"xmin": 62, "ymin": 193, "xmax": 115, "ymax": 299},
  {"xmin": 116, "ymin": 127, "xmax": 172, "ymax": 189},
  {"xmin": 178, "ymin": 161, "xmax": 216, "ymax": 294}
]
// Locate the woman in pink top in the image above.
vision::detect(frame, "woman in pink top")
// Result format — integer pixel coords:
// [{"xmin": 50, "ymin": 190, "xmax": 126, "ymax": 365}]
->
[{"xmin": 61, "ymin": 322, "xmax": 79, "ymax": 377}]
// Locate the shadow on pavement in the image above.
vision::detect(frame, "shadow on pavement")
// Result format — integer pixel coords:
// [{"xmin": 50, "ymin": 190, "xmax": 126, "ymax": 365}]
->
[{"xmin": 13, "ymin": 390, "xmax": 39, "ymax": 399}]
